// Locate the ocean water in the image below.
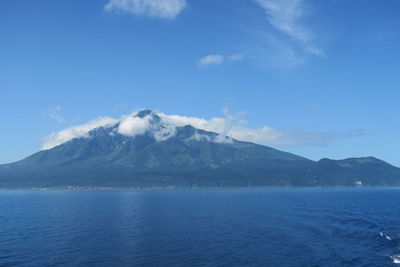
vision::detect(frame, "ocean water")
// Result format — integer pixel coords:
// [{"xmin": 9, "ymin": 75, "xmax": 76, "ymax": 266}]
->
[{"xmin": 1, "ymin": 188, "xmax": 400, "ymax": 266}]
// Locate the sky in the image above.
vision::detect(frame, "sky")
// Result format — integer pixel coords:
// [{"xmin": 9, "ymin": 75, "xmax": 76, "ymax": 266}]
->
[{"xmin": 1, "ymin": 0, "xmax": 400, "ymax": 165}]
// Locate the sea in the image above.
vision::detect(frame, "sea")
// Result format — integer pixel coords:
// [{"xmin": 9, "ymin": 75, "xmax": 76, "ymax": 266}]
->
[{"xmin": 1, "ymin": 188, "xmax": 400, "ymax": 266}]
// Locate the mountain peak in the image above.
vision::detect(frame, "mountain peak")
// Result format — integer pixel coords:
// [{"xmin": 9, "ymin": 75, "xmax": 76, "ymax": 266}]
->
[
  {"xmin": 134, "ymin": 110, "xmax": 162, "ymax": 125},
  {"xmin": 137, "ymin": 109, "xmax": 154, "ymax": 118}
]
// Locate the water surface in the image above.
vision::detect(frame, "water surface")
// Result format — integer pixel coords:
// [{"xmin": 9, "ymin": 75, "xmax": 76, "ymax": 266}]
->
[{"xmin": 1, "ymin": 188, "xmax": 400, "ymax": 266}]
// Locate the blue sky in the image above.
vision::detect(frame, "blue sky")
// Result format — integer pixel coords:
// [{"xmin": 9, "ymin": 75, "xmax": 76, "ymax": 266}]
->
[{"xmin": 1, "ymin": 0, "xmax": 400, "ymax": 165}]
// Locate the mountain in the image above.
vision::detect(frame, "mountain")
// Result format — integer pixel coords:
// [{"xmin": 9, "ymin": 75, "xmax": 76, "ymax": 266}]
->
[{"xmin": 0, "ymin": 110, "xmax": 399, "ymax": 188}]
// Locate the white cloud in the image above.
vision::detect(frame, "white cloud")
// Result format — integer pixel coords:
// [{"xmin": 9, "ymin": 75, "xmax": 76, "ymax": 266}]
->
[
  {"xmin": 42, "ymin": 117, "xmax": 118, "ymax": 150},
  {"xmin": 157, "ymin": 113, "xmax": 210, "ymax": 129},
  {"xmin": 42, "ymin": 111, "xmax": 361, "ymax": 150},
  {"xmin": 255, "ymin": 0, "xmax": 311, "ymax": 42},
  {"xmin": 118, "ymin": 112, "xmax": 177, "ymax": 141},
  {"xmin": 118, "ymin": 114, "xmax": 151, "ymax": 136},
  {"xmin": 198, "ymin": 54, "xmax": 244, "ymax": 66},
  {"xmin": 198, "ymin": 54, "xmax": 225, "ymax": 66},
  {"xmin": 104, "ymin": 0, "xmax": 186, "ymax": 19},
  {"xmin": 158, "ymin": 112, "xmax": 233, "ymax": 136}
]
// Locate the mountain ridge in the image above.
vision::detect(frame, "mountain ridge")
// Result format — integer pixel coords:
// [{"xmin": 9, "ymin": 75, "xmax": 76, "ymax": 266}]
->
[{"xmin": 0, "ymin": 110, "xmax": 399, "ymax": 188}]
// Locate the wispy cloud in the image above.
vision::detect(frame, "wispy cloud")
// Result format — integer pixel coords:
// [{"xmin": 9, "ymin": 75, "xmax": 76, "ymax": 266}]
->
[
  {"xmin": 309, "ymin": 104, "xmax": 325, "ymax": 110},
  {"xmin": 252, "ymin": 0, "xmax": 323, "ymax": 68},
  {"xmin": 228, "ymin": 54, "xmax": 244, "ymax": 61},
  {"xmin": 104, "ymin": 0, "xmax": 187, "ymax": 19},
  {"xmin": 42, "ymin": 111, "xmax": 363, "ymax": 150},
  {"xmin": 42, "ymin": 117, "xmax": 118, "ymax": 150},
  {"xmin": 227, "ymin": 126, "xmax": 365, "ymax": 147},
  {"xmin": 305, "ymin": 46, "xmax": 324, "ymax": 57},
  {"xmin": 198, "ymin": 54, "xmax": 244, "ymax": 66},
  {"xmin": 46, "ymin": 106, "xmax": 65, "ymax": 123},
  {"xmin": 158, "ymin": 111, "xmax": 363, "ymax": 147},
  {"xmin": 255, "ymin": 0, "xmax": 311, "ymax": 42}
]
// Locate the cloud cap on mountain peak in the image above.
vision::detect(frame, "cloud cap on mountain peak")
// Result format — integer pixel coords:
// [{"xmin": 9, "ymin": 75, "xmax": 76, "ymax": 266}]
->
[{"xmin": 41, "ymin": 110, "xmax": 362, "ymax": 151}]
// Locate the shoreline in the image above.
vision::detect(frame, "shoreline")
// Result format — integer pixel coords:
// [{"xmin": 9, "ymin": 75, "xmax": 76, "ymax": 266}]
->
[{"xmin": 0, "ymin": 185, "xmax": 399, "ymax": 191}]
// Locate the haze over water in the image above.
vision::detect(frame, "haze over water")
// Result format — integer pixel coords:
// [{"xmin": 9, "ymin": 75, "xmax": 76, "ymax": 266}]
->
[{"xmin": 1, "ymin": 188, "xmax": 400, "ymax": 266}]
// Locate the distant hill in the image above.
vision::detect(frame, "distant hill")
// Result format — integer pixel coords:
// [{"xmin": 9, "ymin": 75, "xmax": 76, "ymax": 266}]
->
[{"xmin": 0, "ymin": 110, "xmax": 399, "ymax": 188}]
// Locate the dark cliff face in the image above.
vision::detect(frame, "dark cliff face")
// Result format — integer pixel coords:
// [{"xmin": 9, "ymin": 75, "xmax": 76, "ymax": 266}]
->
[{"xmin": 0, "ymin": 111, "xmax": 399, "ymax": 188}]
